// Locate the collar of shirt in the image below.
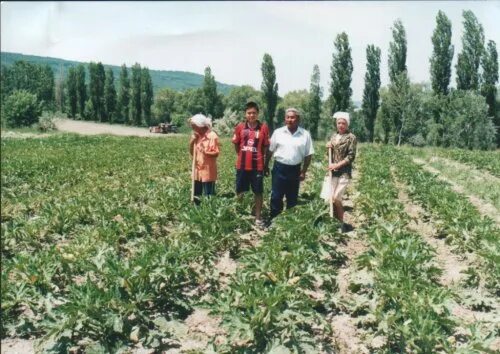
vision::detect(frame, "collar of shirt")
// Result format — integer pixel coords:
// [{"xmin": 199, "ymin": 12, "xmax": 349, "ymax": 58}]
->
[
  {"xmin": 245, "ymin": 121, "xmax": 261, "ymax": 130},
  {"xmin": 282, "ymin": 126, "xmax": 304, "ymax": 136}
]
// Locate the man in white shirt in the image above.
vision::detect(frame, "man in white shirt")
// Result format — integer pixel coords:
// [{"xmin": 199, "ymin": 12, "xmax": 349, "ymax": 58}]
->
[{"xmin": 264, "ymin": 108, "xmax": 315, "ymax": 219}]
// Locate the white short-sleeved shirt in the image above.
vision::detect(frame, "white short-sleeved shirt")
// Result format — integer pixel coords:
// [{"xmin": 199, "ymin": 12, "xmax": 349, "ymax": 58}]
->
[{"xmin": 269, "ymin": 126, "xmax": 315, "ymax": 166}]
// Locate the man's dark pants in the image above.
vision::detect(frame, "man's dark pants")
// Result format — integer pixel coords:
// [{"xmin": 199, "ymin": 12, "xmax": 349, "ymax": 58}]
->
[{"xmin": 270, "ymin": 161, "xmax": 301, "ymax": 218}]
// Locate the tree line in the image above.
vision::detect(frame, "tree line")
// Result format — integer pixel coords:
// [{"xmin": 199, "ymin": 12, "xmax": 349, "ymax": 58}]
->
[{"xmin": 1, "ymin": 10, "xmax": 498, "ymax": 149}]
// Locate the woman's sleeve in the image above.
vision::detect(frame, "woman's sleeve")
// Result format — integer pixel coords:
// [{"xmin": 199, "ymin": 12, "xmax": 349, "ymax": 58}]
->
[
  {"xmin": 344, "ymin": 135, "xmax": 357, "ymax": 164},
  {"xmin": 206, "ymin": 134, "xmax": 220, "ymax": 157}
]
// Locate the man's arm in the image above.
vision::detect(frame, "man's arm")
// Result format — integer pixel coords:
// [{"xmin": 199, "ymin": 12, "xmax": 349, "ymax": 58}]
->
[
  {"xmin": 300, "ymin": 155, "xmax": 312, "ymax": 181},
  {"xmin": 264, "ymin": 149, "xmax": 273, "ymax": 176}
]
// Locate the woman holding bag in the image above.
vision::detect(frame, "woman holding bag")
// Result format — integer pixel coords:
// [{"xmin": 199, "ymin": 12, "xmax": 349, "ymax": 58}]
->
[{"xmin": 322, "ymin": 111, "xmax": 357, "ymax": 233}]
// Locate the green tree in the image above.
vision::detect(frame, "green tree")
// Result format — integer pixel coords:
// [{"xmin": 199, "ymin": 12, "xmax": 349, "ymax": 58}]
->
[
  {"xmin": 308, "ymin": 65, "xmax": 322, "ymax": 139},
  {"xmin": 88, "ymin": 62, "xmax": 105, "ymax": 121},
  {"xmin": 202, "ymin": 66, "xmax": 218, "ymax": 118},
  {"xmin": 1, "ymin": 65, "xmax": 12, "ymax": 105},
  {"xmin": 153, "ymin": 88, "xmax": 178, "ymax": 123},
  {"xmin": 441, "ymin": 90, "xmax": 495, "ymax": 149},
  {"xmin": 481, "ymin": 40, "xmax": 498, "ymax": 117},
  {"xmin": 279, "ymin": 90, "xmax": 310, "ymax": 128},
  {"xmin": 76, "ymin": 64, "xmax": 87, "ymax": 118},
  {"xmin": 388, "ymin": 19, "xmax": 407, "ymax": 84},
  {"xmin": 66, "ymin": 67, "xmax": 78, "ymax": 118},
  {"xmin": 130, "ymin": 63, "xmax": 142, "ymax": 125},
  {"xmin": 261, "ymin": 53, "xmax": 279, "ymax": 132},
  {"xmin": 379, "ymin": 73, "xmax": 421, "ymax": 146},
  {"xmin": 329, "ymin": 32, "xmax": 353, "ymax": 114},
  {"xmin": 178, "ymin": 88, "xmax": 205, "ymax": 116},
  {"xmin": 117, "ymin": 64, "xmax": 130, "ymax": 124},
  {"xmin": 2, "ymin": 61, "xmax": 55, "ymax": 110},
  {"xmin": 55, "ymin": 65, "xmax": 65, "ymax": 113},
  {"xmin": 104, "ymin": 68, "xmax": 117, "ymax": 122},
  {"xmin": 2, "ymin": 90, "xmax": 42, "ymax": 127},
  {"xmin": 141, "ymin": 67, "xmax": 154, "ymax": 126},
  {"xmin": 38, "ymin": 65, "xmax": 55, "ymax": 109},
  {"xmin": 430, "ymin": 11, "xmax": 454, "ymax": 95},
  {"xmin": 456, "ymin": 10, "xmax": 485, "ymax": 91},
  {"xmin": 224, "ymin": 85, "xmax": 262, "ymax": 113},
  {"xmin": 361, "ymin": 45, "xmax": 381, "ymax": 142}
]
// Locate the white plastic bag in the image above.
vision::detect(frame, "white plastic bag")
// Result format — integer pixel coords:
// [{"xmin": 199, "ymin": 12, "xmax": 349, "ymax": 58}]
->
[{"xmin": 320, "ymin": 174, "xmax": 332, "ymax": 202}]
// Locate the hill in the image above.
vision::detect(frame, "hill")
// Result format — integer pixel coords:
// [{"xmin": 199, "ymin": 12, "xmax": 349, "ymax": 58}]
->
[{"xmin": 0, "ymin": 51, "xmax": 236, "ymax": 95}]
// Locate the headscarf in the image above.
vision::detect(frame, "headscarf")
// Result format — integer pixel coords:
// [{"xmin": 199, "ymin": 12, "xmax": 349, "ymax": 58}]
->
[
  {"xmin": 332, "ymin": 111, "xmax": 350, "ymax": 126},
  {"xmin": 190, "ymin": 113, "xmax": 212, "ymax": 128}
]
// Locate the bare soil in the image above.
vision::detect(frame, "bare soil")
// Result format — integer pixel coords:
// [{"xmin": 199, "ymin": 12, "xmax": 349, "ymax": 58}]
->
[
  {"xmin": 413, "ymin": 158, "xmax": 500, "ymax": 225},
  {"xmin": 1, "ymin": 339, "xmax": 35, "ymax": 354},
  {"xmin": 328, "ymin": 167, "xmax": 371, "ymax": 354},
  {"xmin": 392, "ymin": 171, "xmax": 499, "ymax": 350},
  {"xmin": 392, "ymin": 171, "xmax": 469, "ymax": 287}
]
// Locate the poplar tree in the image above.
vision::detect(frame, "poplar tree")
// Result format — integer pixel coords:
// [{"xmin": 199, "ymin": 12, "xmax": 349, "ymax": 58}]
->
[
  {"xmin": 361, "ymin": 45, "xmax": 381, "ymax": 142},
  {"xmin": 430, "ymin": 11, "xmax": 454, "ymax": 95},
  {"xmin": 141, "ymin": 67, "xmax": 154, "ymax": 126},
  {"xmin": 308, "ymin": 65, "xmax": 322, "ymax": 139},
  {"xmin": 130, "ymin": 63, "xmax": 142, "ymax": 125},
  {"xmin": 329, "ymin": 32, "xmax": 353, "ymax": 113},
  {"xmin": 88, "ymin": 62, "xmax": 105, "ymax": 121},
  {"xmin": 76, "ymin": 64, "xmax": 87, "ymax": 118},
  {"xmin": 96, "ymin": 62, "xmax": 106, "ymax": 121},
  {"xmin": 55, "ymin": 65, "xmax": 65, "ymax": 113},
  {"xmin": 202, "ymin": 66, "xmax": 218, "ymax": 118},
  {"xmin": 261, "ymin": 53, "xmax": 279, "ymax": 132},
  {"xmin": 66, "ymin": 67, "xmax": 78, "ymax": 118},
  {"xmin": 388, "ymin": 19, "xmax": 407, "ymax": 83},
  {"xmin": 104, "ymin": 68, "xmax": 117, "ymax": 122},
  {"xmin": 39, "ymin": 65, "xmax": 55, "ymax": 109},
  {"xmin": 481, "ymin": 40, "xmax": 498, "ymax": 117},
  {"xmin": 117, "ymin": 64, "xmax": 130, "ymax": 124},
  {"xmin": 456, "ymin": 10, "xmax": 484, "ymax": 91}
]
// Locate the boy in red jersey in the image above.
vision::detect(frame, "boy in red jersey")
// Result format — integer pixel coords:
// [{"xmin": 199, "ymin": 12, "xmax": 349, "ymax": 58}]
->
[{"xmin": 232, "ymin": 101, "xmax": 270, "ymax": 228}]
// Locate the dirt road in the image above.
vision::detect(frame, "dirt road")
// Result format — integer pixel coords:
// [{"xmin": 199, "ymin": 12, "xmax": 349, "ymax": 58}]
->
[{"xmin": 55, "ymin": 119, "xmax": 185, "ymax": 137}]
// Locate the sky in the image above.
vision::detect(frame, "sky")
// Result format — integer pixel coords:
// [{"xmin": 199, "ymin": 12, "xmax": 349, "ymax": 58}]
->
[{"xmin": 1, "ymin": 1, "xmax": 499, "ymax": 101}]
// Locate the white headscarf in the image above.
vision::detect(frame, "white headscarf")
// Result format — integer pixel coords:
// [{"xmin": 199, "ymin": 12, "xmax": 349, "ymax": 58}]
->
[
  {"xmin": 332, "ymin": 111, "xmax": 350, "ymax": 126},
  {"xmin": 190, "ymin": 113, "xmax": 212, "ymax": 128}
]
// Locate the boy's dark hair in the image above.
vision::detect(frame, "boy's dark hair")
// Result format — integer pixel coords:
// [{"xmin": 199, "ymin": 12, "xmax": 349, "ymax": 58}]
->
[{"xmin": 245, "ymin": 101, "xmax": 259, "ymax": 112}]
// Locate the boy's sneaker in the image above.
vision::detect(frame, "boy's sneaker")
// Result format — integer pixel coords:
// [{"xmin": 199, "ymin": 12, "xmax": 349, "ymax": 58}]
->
[{"xmin": 340, "ymin": 223, "xmax": 350, "ymax": 233}]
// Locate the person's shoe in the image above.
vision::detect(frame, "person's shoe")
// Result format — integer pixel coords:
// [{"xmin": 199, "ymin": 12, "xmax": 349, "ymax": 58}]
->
[
  {"xmin": 255, "ymin": 219, "xmax": 267, "ymax": 231},
  {"xmin": 341, "ymin": 223, "xmax": 350, "ymax": 233}
]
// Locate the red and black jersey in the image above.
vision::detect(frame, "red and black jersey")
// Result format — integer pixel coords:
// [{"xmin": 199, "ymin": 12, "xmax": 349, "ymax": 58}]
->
[{"xmin": 232, "ymin": 121, "xmax": 270, "ymax": 171}]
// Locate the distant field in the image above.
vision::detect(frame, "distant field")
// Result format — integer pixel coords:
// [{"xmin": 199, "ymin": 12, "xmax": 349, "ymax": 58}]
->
[{"xmin": 1, "ymin": 135, "xmax": 499, "ymax": 353}]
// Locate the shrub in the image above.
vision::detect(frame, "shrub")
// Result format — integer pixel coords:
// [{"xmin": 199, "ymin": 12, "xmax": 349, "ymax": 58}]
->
[
  {"xmin": 34, "ymin": 111, "xmax": 59, "ymax": 132},
  {"xmin": 212, "ymin": 109, "xmax": 240, "ymax": 137},
  {"xmin": 2, "ymin": 90, "xmax": 42, "ymax": 128}
]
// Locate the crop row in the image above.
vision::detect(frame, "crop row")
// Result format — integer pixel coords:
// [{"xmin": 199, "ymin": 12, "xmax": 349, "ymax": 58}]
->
[
  {"xmin": 391, "ymin": 149, "xmax": 500, "ymax": 293},
  {"xmin": 1, "ymin": 135, "xmax": 255, "ymax": 351},
  {"xmin": 420, "ymin": 146, "xmax": 500, "ymax": 178},
  {"xmin": 355, "ymin": 145, "xmax": 456, "ymax": 353},
  {"xmin": 207, "ymin": 160, "xmax": 344, "ymax": 352}
]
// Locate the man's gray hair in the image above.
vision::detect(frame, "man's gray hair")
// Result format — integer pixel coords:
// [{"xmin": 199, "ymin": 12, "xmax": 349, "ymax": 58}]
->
[{"xmin": 285, "ymin": 107, "xmax": 300, "ymax": 118}]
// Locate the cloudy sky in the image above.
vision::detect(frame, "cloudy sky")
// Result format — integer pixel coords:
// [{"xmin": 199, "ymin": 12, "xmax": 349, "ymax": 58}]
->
[{"xmin": 1, "ymin": 1, "xmax": 499, "ymax": 101}]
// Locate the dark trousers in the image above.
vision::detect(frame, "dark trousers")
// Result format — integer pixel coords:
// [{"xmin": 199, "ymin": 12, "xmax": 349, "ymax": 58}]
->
[
  {"xmin": 270, "ymin": 161, "xmax": 301, "ymax": 218},
  {"xmin": 193, "ymin": 181, "xmax": 215, "ymax": 205}
]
